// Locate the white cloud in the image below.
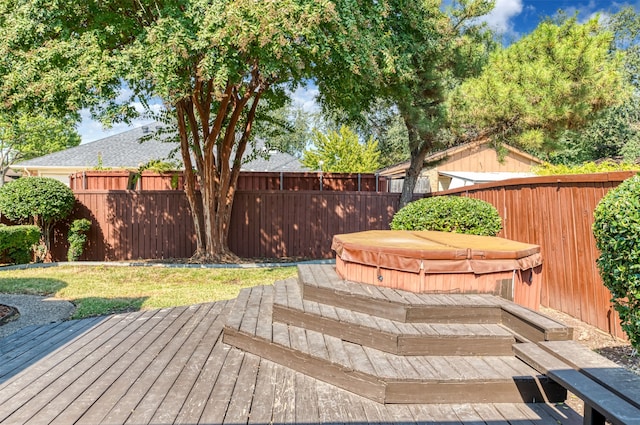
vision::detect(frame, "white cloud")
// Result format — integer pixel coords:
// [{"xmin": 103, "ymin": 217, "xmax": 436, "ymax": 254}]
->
[
  {"xmin": 290, "ymin": 84, "xmax": 320, "ymax": 114},
  {"xmin": 479, "ymin": 0, "xmax": 523, "ymax": 35}
]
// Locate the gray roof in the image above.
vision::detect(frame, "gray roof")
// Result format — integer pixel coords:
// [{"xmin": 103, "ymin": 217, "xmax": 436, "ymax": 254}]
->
[{"xmin": 17, "ymin": 123, "xmax": 308, "ymax": 172}]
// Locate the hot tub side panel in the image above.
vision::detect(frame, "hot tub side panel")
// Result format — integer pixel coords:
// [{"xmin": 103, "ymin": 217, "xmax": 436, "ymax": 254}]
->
[{"xmin": 335, "ymin": 257, "xmax": 542, "ymax": 311}]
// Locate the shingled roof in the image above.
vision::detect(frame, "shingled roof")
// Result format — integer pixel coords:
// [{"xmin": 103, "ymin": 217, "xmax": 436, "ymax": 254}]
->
[{"xmin": 17, "ymin": 123, "xmax": 308, "ymax": 172}]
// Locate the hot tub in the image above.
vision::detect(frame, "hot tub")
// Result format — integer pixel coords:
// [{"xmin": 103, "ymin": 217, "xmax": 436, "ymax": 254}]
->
[{"xmin": 331, "ymin": 230, "xmax": 543, "ymax": 310}]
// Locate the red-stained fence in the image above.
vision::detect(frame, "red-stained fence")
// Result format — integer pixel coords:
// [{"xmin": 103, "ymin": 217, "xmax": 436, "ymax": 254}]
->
[
  {"xmin": 52, "ymin": 190, "xmax": 401, "ymax": 261},
  {"xmin": 438, "ymin": 171, "xmax": 637, "ymax": 339},
  {"xmin": 69, "ymin": 171, "xmax": 388, "ymax": 192},
  {"xmin": 49, "ymin": 171, "xmax": 637, "ymax": 338}
]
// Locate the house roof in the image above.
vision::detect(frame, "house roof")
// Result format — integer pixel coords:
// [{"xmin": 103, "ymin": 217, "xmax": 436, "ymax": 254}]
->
[
  {"xmin": 16, "ymin": 123, "xmax": 308, "ymax": 172},
  {"xmin": 377, "ymin": 139, "xmax": 543, "ymax": 177}
]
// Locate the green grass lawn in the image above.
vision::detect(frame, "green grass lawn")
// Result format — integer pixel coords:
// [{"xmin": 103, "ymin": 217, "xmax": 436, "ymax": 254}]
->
[{"xmin": 0, "ymin": 265, "xmax": 297, "ymax": 319}]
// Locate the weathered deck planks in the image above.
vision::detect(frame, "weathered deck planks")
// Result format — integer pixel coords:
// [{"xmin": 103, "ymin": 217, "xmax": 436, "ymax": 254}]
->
[
  {"xmin": 273, "ymin": 279, "xmax": 516, "ymax": 356},
  {"xmin": 0, "ymin": 301, "xmax": 582, "ymax": 424}
]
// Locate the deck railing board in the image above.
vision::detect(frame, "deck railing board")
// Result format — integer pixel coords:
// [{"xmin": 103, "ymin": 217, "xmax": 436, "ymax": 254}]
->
[
  {"xmin": 539, "ymin": 340, "xmax": 640, "ymax": 410},
  {"xmin": 514, "ymin": 342, "xmax": 640, "ymax": 425}
]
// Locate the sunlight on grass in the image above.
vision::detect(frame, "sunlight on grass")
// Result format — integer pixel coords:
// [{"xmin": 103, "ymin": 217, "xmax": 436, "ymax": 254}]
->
[{"xmin": 0, "ymin": 265, "xmax": 297, "ymax": 319}]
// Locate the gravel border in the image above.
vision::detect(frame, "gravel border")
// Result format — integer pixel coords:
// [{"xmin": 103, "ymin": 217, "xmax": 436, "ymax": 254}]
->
[
  {"xmin": 0, "ymin": 259, "xmax": 335, "ymax": 271},
  {"xmin": 0, "ymin": 294, "xmax": 75, "ymax": 339}
]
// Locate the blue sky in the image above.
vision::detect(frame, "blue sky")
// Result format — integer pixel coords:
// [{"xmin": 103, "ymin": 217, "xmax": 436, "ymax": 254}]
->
[
  {"xmin": 486, "ymin": 0, "xmax": 638, "ymax": 39},
  {"xmin": 76, "ymin": 0, "xmax": 638, "ymax": 143}
]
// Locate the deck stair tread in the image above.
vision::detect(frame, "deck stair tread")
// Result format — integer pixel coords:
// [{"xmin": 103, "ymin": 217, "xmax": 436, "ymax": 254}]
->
[
  {"xmin": 298, "ymin": 264, "xmax": 509, "ymax": 324},
  {"xmin": 297, "ymin": 264, "xmax": 573, "ymax": 343},
  {"xmin": 223, "ymin": 284, "xmax": 565, "ymax": 404},
  {"xmin": 299, "ymin": 264, "xmax": 504, "ymax": 307},
  {"xmin": 273, "ymin": 278, "xmax": 516, "ymax": 356}
]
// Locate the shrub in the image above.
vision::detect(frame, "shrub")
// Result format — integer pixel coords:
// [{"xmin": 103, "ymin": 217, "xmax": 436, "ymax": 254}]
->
[
  {"xmin": 0, "ymin": 225, "xmax": 41, "ymax": 264},
  {"xmin": 593, "ymin": 174, "xmax": 640, "ymax": 349},
  {"xmin": 67, "ymin": 218, "xmax": 92, "ymax": 262},
  {"xmin": 534, "ymin": 160, "xmax": 640, "ymax": 175},
  {"xmin": 390, "ymin": 196, "xmax": 502, "ymax": 236},
  {"xmin": 0, "ymin": 177, "xmax": 75, "ymax": 260}
]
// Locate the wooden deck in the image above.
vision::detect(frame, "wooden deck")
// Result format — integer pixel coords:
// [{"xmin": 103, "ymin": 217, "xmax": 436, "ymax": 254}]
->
[{"xmin": 0, "ymin": 301, "xmax": 581, "ymax": 425}]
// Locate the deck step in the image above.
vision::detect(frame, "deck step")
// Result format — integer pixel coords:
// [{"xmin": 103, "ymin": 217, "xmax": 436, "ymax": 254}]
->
[
  {"xmin": 298, "ymin": 264, "xmax": 505, "ymax": 323},
  {"xmin": 298, "ymin": 264, "xmax": 573, "ymax": 342},
  {"xmin": 273, "ymin": 279, "xmax": 516, "ymax": 356},
  {"xmin": 223, "ymin": 285, "xmax": 565, "ymax": 404}
]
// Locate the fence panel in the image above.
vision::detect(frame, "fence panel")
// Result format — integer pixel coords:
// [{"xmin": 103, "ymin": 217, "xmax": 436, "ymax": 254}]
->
[
  {"xmin": 53, "ymin": 190, "xmax": 401, "ymax": 262},
  {"xmin": 438, "ymin": 171, "xmax": 636, "ymax": 338},
  {"xmin": 227, "ymin": 191, "xmax": 400, "ymax": 258},
  {"xmin": 70, "ymin": 171, "xmax": 388, "ymax": 192}
]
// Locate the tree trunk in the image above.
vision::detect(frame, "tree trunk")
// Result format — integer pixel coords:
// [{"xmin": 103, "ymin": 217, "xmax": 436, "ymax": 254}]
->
[
  {"xmin": 399, "ymin": 147, "xmax": 429, "ymax": 207},
  {"xmin": 174, "ymin": 67, "xmax": 264, "ymax": 263},
  {"xmin": 176, "ymin": 102, "xmax": 206, "ymax": 259},
  {"xmin": 398, "ymin": 115, "xmax": 432, "ymax": 208}
]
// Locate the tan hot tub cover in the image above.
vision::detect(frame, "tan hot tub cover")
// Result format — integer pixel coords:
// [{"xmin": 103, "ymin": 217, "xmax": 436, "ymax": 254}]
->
[{"xmin": 331, "ymin": 230, "xmax": 542, "ymax": 275}]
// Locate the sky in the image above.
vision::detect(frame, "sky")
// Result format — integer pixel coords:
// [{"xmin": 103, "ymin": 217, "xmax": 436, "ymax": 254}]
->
[{"xmin": 76, "ymin": 0, "xmax": 639, "ymax": 144}]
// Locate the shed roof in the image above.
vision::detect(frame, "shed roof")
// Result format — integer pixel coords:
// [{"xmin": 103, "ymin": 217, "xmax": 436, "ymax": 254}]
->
[{"xmin": 377, "ymin": 139, "xmax": 543, "ymax": 177}]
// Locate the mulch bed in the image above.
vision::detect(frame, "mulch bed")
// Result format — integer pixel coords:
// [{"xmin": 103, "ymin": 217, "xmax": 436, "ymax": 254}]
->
[{"xmin": 0, "ymin": 303, "xmax": 19, "ymax": 326}]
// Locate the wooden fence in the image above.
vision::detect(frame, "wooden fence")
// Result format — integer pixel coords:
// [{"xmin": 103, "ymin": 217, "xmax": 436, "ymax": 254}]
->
[
  {"xmin": 438, "ymin": 171, "xmax": 637, "ymax": 339},
  {"xmin": 50, "ymin": 171, "xmax": 637, "ymax": 338},
  {"xmin": 69, "ymin": 171, "xmax": 388, "ymax": 192},
  {"xmin": 52, "ymin": 190, "xmax": 401, "ymax": 261}
]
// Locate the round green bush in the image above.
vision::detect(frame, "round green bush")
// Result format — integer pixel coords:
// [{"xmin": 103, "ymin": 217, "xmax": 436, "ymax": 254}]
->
[
  {"xmin": 390, "ymin": 196, "xmax": 502, "ymax": 236},
  {"xmin": 0, "ymin": 177, "xmax": 75, "ymax": 225},
  {"xmin": 593, "ymin": 174, "xmax": 640, "ymax": 349},
  {"xmin": 0, "ymin": 177, "xmax": 75, "ymax": 260}
]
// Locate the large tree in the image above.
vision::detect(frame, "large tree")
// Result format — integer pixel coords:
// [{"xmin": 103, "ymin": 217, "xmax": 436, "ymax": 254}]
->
[
  {"xmin": 550, "ymin": 8, "xmax": 640, "ymax": 164},
  {"xmin": 0, "ymin": 0, "xmax": 384, "ymax": 261},
  {"xmin": 301, "ymin": 126, "xmax": 381, "ymax": 173},
  {"xmin": 449, "ymin": 17, "xmax": 626, "ymax": 157},
  {"xmin": 0, "ymin": 113, "xmax": 80, "ymax": 185},
  {"xmin": 318, "ymin": 0, "xmax": 496, "ymax": 206}
]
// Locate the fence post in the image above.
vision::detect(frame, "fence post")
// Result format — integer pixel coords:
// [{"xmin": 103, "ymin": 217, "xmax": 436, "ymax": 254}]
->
[{"xmin": 358, "ymin": 173, "xmax": 361, "ymax": 192}]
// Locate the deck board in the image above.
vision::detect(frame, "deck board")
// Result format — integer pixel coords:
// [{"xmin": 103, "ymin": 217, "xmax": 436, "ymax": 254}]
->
[
  {"xmin": 64, "ymin": 305, "xmax": 212, "ymax": 425},
  {"xmin": 198, "ymin": 346, "xmax": 244, "ymax": 424},
  {"xmin": 173, "ymin": 338, "xmax": 232, "ymax": 425},
  {"xmin": 116, "ymin": 304, "xmax": 220, "ymax": 425},
  {"xmin": 0, "ymin": 309, "xmax": 161, "ymax": 423},
  {"xmin": 223, "ymin": 353, "xmax": 261, "ymax": 424},
  {"xmin": 256, "ymin": 286, "xmax": 274, "ymax": 341},
  {"xmin": 294, "ymin": 371, "xmax": 319, "ymax": 424},
  {"xmin": 0, "ymin": 316, "xmax": 104, "ymax": 383},
  {"xmin": 149, "ymin": 301, "xmax": 230, "ymax": 425},
  {"xmin": 25, "ymin": 306, "xmax": 194, "ymax": 425},
  {"xmin": 248, "ymin": 359, "xmax": 276, "ymax": 424}
]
